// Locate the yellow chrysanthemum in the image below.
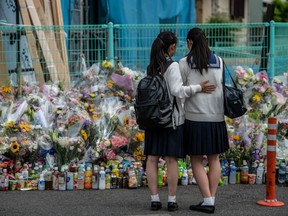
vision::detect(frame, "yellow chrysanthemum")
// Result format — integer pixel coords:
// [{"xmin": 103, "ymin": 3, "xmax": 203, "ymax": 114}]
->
[
  {"xmin": 252, "ymin": 94, "xmax": 261, "ymax": 102},
  {"xmin": 225, "ymin": 117, "xmax": 233, "ymax": 125},
  {"xmin": 92, "ymin": 113, "xmax": 99, "ymax": 120},
  {"xmin": 5, "ymin": 121, "xmax": 15, "ymax": 128},
  {"xmin": 233, "ymin": 135, "xmax": 241, "ymax": 141},
  {"xmin": 134, "ymin": 132, "xmax": 145, "ymax": 142},
  {"xmin": 106, "ymin": 80, "xmax": 114, "ymax": 88},
  {"xmin": 1, "ymin": 85, "xmax": 12, "ymax": 96},
  {"xmin": 90, "ymin": 93, "xmax": 96, "ymax": 98},
  {"xmin": 10, "ymin": 141, "xmax": 20, "ymax": 153},
  {"xmin": 81, "ymin": 130, "xmax": 88, "ymax": 141},
  {"xmin": 19, "ymin": 122, "xmax": 31, "ymax": 132},
  {"xmin": 102, "ymin": 60, "xmax": 113, "ymax": 69},
  {"xmin": 133, "ymin": 151, "xmax": 138, "ymax": 157}
]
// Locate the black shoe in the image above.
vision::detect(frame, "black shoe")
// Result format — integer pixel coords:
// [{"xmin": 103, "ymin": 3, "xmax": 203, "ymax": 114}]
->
[
  {"xmin": 168, "ymin": 202, "xmax": 179, "ymax": 211},
  {"xmin": 151, "ymin": 201, "xmax": 162, "ymax": 211},
  {"xmin": 190, "ymin": 202, "xmax": 215, "ymax": 214}
]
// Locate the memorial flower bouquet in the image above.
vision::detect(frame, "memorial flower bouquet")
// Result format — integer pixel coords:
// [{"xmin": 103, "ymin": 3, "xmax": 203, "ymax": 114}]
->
[{"xmin": 91, "ymin": 97, "xmax": 122, "ymax": 161}]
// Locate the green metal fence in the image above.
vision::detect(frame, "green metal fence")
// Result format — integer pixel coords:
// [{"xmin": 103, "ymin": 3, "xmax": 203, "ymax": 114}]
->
[{"xmin": 0, "ymin": 22, "xmax": 287, "ymax": 86}]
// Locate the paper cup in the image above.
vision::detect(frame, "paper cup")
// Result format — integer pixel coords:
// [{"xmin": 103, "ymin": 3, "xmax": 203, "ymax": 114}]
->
[{"xmin": 248, "ymin": 174, "xmax": 256, "ymax": 184}]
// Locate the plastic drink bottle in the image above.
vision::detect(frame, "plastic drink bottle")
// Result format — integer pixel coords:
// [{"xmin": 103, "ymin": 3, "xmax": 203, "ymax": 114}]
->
[
  {"xmin": 112, "ymin": 164, "xmax": 120, "ymax": 178},
  {"xmin": 58, "ymin": 167, "xmax": 66, "ymax": 191},
  {"xmin": 44, "ymin": 167, "xmax": 53, "ymax": 190},
  {"xmin": 285, "ymin": 165, "xmax": 288, "ymax": 186},
  {"xmin": 229, "ymin": 161, "xmax": 237, "ymax": 184},
  {"xmin": 250, "ymin": 162, "xmax": 258, "ymax": 175},
  {"xmin": 99, "ymin": 167, "xmax": 106, "ymax": 190},
  {"xmin": 157, "ymin": 167, "xmax": 163, "ymax": 188},
  {"xmin": 92, "ymin": 165, "xmax": 99, "ymax": 190},
  {"xmin": 78, "ymin": 165, "xmax": 85, "ymax": 190},
  {"xmin": 278, "ymin": 160, "xmax": 286, "ymax": 185},
  {"xmin": 52, "ymin": 167, "xmax": 59, "ymax": 190},
  {"xmin": 73, "ymin": 172, "xmax": 78, "ymax": 190},
  {"xmin": 38, "ymin": 173, "xmax": 45, "ymax": 191},
  {"xmin": 17, "ymin": 175, "xmax": 25, "ymax": 190},
  {"xmin": 105, "ymin": 166, "xmax": 111, "ymax": 189},
  {"xmin": 188, "ymin": 168, "xmax": 193, "ymax": 185},
  {"xmin": 66, "ymin": 172, "xmax": 74, "ymax": 190},
  {"xmin": 256, "ymin": 163, "xmax": 264, "ymax": 184},
  {"xmin": 110, "ymin": 171, "xmax": 117, "ymax": 189},
  {"xmin": 240, "ymin": 160, "xmax": 249, "ymax": 184},
  {"xmin": 181, "ymin": 169, "xmax": 188, "ymax": 185},
  {"xmin": 22, "ymin": 164, "xmax": 29, "ymax": 180},
  {"xmin": 84, "ymin": 166, "xmax": 92, "ymax": 189},
  {"xmin": 1, "ymin": 169, "xmax": 8, "ymax": 191},
  {"xmin": 128, "ymin": 165, "xmax": 137, "ymax": 189}
]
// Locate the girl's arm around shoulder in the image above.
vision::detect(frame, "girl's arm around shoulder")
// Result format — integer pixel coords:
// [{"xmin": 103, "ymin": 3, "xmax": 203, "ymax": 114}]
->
[{"xmin": 165, "ymin": 62, "xmax": 201, "ymax": 99}]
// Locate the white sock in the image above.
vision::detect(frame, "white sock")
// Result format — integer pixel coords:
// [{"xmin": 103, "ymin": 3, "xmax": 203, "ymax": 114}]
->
[
  {"xmin": 151, "ymin": 194, "xmax": 160, "ymax": 202},
  {"xmin": 168, "ymin": 195, "xmax": 176, "ymax": 203},
  {"xmin": 202, "ymin": 197, "xmax": 214, "ymax": 206},
  {"xmin": 212, "ymin": 196, "xmax": 215, "ymax": 204}
]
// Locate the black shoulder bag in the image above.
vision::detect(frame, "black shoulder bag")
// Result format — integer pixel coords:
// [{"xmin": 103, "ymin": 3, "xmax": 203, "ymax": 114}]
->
[{"xmin": 222, "ymin": 60, "xmax": 247, "ymax": 119}]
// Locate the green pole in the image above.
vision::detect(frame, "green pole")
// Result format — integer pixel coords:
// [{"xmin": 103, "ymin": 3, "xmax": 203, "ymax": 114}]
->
[
  {"xmin": 108, "ymin": 22, "xmax": 114, "ymax": 65},
  {"xmin": 269, "ymin": 21, "xmax": 275, "ymax": 80}
]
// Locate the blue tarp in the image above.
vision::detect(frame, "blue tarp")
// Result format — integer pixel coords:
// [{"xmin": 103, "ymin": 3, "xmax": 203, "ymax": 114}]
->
[{"xmin": 99, "ymin": 0, "xmax": 196, "ymax": 24}]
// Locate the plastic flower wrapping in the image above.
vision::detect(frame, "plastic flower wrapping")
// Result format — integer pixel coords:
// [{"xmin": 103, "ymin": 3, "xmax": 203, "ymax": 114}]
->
[
  {"xmin": 222, "ymin": 66, "xmax": 288, "ymax": 165},
  {"xmin": 0, "ymin": 60, "xmax": 145, "ymax": 169},
  {"xmin": 1, "ymin": 60, "xmax": 288, "ymax": 170}
]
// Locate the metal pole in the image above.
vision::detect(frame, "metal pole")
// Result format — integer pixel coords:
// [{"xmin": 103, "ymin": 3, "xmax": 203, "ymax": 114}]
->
[
  {"xmin": 108, "ymin": 22, "xmax": 114, "ymax": 65},
  {"xmin": 269, "ymin": 21, "xmax": 275, "ymax": 81}
]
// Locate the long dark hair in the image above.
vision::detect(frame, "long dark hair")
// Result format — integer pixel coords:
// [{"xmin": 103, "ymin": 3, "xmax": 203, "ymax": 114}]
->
[
  {"xmin": 186, "ymin": 28, "xmax": 211, "ymax": 75},
  {"xmin": 147, "ymin": 31, "xmax": 177, "ymax": 76}
]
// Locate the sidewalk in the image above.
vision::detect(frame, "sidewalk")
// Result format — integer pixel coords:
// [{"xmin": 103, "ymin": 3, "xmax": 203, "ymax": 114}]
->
[{"xmin": 0, "ymin": 184, "xmax": 287, "ymax": 216}]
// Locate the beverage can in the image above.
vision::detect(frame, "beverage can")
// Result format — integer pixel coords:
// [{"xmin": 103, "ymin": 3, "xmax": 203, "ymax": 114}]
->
[{"xmin": 66, "ymin": 172, "xmax": 74, "ymax": 190}]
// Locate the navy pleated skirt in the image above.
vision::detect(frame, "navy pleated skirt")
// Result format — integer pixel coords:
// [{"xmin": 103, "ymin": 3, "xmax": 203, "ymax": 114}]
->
[
  {"xmin": 184, "ymin": 120, "xmax": 229, "ymax": 156},
  {"xmin": 144, "ymin": 124, "xmax": 185, "ymax": 158}
]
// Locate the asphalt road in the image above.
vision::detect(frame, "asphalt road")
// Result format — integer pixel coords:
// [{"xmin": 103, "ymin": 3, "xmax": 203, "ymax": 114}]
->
[{"xmin": 0, "ymin": 184, "xmax": 287, "ymax": 216}]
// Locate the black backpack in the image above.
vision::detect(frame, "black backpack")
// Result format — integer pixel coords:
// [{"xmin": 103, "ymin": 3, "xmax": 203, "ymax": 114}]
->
[{"xmin": 134, "ymin": 59, "xmax": 176, "ymax": 130}]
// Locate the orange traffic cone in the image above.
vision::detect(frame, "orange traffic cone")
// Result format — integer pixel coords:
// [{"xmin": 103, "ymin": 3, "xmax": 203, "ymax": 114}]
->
[{"xmin": 256, "ymin": 117, "xmax": 284, "ymax": 207}]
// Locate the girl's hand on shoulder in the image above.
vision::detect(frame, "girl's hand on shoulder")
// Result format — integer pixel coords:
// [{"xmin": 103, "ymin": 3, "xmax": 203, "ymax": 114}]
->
[{"xmin": 200, "ymin": 80, "xmax": 216, "ymax": 93}]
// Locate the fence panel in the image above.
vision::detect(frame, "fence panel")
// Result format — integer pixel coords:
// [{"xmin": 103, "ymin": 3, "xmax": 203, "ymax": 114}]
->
[
  {"xmin": 274, "ymin": 23, "xmax": 288, "ymax": 78},
  {"xmin": 113, "ymin": 23, "xmax": 270, "ymax": 78},
  {"xmin": 0, "ymin": 24, "xmax": 108, "ymax": 86},
  {"xmin": 1, "ymin": 22, "xmax": 288, "ymax": 86}
]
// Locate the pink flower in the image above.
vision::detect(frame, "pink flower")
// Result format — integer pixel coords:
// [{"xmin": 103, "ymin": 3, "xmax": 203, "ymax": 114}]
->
[
  {"xmin": 105, "ymin": 149, "xmax": 116, "ymax": 160},
  {"xmin": 110, "ymin": 135, "xmax": 127, "ymax": 147},
  {"xmin": 99, "ymin": 141, "xmax": 106, "ymax": 150},
  {"xmin": 129, "ymin": 119, "xmax": 137, "ymax": 127},
  {"xmin": 235, "ymin": 66, "xmax": 246, "ymax": 79},
  {"xmin": 272, "ymin": 92, "xmax": 286, "ymax": 105}
]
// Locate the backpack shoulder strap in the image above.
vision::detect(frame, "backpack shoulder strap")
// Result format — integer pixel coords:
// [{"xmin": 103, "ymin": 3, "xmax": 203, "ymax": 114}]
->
[{"xmin": 164, "ymin": 57, "xmax": 175, "ymax": 71}]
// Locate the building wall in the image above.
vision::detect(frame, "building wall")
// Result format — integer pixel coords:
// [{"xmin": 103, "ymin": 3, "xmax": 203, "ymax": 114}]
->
[{"xmin": 198, "ymin": 0, "xmax": 255, "ymax": 23}]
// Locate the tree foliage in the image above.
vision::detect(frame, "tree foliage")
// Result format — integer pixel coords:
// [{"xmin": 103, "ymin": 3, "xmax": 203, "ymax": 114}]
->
[{"xmin": 273, "ymin": 0, "xmax": 288, "ymax": 22}]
